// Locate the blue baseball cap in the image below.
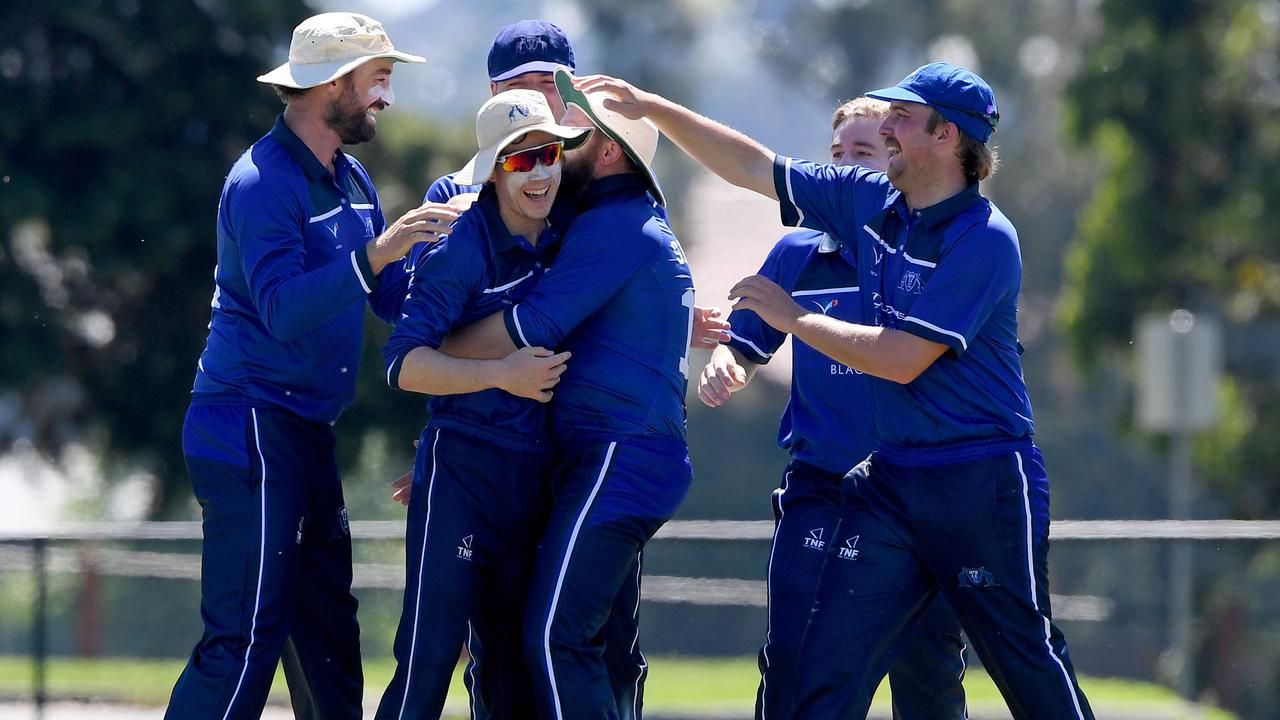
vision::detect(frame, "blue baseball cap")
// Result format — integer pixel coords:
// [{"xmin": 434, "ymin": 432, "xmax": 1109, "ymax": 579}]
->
[
  {"xmin": 866, "ymin": 62, "xmax": 1000, "ymax": 142},
  {"xmin": 487, "ymin": 20, "xmax": 576, "ymax": 82}
]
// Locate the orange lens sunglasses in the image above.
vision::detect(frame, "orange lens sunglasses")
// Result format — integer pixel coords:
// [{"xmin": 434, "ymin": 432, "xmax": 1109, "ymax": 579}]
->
[{"xmin": 497, "ymin": 141, "xmax": 563, "ymax": 173}]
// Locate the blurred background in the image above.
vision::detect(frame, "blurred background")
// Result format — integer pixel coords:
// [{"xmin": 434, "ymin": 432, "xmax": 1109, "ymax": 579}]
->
[{"xmin": 2, "ymin": 0, "xmax": 1280, "ymax": 717}]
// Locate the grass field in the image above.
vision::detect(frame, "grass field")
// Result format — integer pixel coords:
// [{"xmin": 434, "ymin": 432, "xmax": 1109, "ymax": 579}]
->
[{"xmin": 0, "ymin": 654, "xmax": 1235, "ymax": 719}]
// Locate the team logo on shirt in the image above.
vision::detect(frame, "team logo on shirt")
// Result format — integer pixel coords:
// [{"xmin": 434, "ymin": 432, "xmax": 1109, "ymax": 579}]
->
[
  {"xmin": 958, "ymin": 566, "xmax": 999, "ymax": 588},
  {"xmin": 871, "ymin": 292, "xmax": 905, "ymax": 328},
  {"xmin": 810, "ymin": 298, "xmax": 839, "ymax": 315},
  {"xmin": 327, "ymin": 222, "xmax": 340, "ymax": 239},
  {"xmin": 837, "ymin": 535, "xmax": 861, "ymax": 561},
  {"xmin": 457, "ymin": 535, "xmax": 474, "ymax": 561},
  {"xmin": 362, "ymin": 215, "xmax": 374, "ymax": 238},
  {"xmin": 897, "ymin": 270, "xmax": 925, "ymax": 294},
  {"xmin": 802, "ymin": 527, "xmax": 826, "ymax": 551}
]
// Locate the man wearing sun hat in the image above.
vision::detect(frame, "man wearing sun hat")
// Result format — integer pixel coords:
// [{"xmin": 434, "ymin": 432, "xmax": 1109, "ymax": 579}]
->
[
  {"xmin": 575, "ymin": 63, "xmax": 1095, "ymax": 718},
  {"xmin": 374, "ymin": 88, "xmax": 591, "ymax": 720},
  {"xmin": 423, "ymin": 19, "xmax": 578, "ymax": 205},
  {"xmin": 166, "ymin": 12, "xmax": 453, "ymax": 720},
  {"xmin": 441, "ymin": 68, "xmax": 694, "ymax": 719}
]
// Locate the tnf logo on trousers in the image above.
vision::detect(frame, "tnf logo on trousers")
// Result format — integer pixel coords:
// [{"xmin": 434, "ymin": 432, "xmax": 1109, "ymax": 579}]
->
[
  {"xmin": 802, "ymin": 528, "xmax": 825, "ymax": 551},
  {"xmin": 457, "ymin": 535, "xmax": 474, "ymax": 561},
  {"xmin": 837, "ymin": 535, "xmax": 860, "ymax": 561}
]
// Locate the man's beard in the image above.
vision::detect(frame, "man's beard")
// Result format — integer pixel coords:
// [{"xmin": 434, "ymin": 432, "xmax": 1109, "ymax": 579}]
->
[
  {"xmin": 324, "ymin": 80, "xmax": 375, "ymax": 145},
  {"xmin": 558, "ymin": 135, "xmax": 600, "ymax": 200}
]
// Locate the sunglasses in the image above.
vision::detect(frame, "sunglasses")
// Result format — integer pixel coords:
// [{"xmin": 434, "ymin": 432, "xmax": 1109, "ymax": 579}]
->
[{"xmin": 497, "ymin": 141, "xmax": 563, "ymax": 173}]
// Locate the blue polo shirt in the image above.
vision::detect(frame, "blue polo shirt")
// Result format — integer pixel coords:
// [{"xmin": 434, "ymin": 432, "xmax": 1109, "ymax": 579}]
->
[
  {"xmin": 192, "ymin": 116, "xmax": 410, "ymax": 423},
  {"xmin": 383, "ymin": 189, "xmax": 560, "ymax": 451},
  {"xmin": 501, "ymin": 174, "xmax": 694, "ymax": 442},
  {"xmin": 424, "ymin": 171, "xmax": 484, "ymax": 204},
  {"xmin": 773, "ymin": 156, "xmax": 1034, "ymax": 464},
  {"xmin": 727, "ymin": 230, "xmax": 876, "ymax": 474}
]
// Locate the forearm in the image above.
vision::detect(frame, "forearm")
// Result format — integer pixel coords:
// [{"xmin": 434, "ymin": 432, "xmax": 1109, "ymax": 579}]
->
[
  {"xmin": 790, "ymin": 315, "xmax": 943, "ymax": 384},
  {"xmin": 254, "ymin": 251, "xmax": 369, "ymax": 341},
  {"xmin": 395, "ymin": 346, "xmax": 505, "ymax": 395},
  {"xmin": 645, "ymin": 96, "xmax": 778, "ymax": 200},
  {"xmin": 439, "ymin": 312, "xmax": 518, "ymax": 359}
]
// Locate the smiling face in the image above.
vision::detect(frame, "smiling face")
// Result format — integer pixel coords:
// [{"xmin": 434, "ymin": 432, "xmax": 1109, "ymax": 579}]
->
[
  {"xmin": 324, "ymin": 59, "xmax": 395, "ymax": 145},
  {"xmin": 878, "ymin": 99, "xmax": 947, "ymax": 193},
  {"xmin": 494, "ymin": 130, "xmax": 561, "ymax": 237},
  {"xmin": 831, "ymin": 115, "xmax": 888, "ymax": 172}
]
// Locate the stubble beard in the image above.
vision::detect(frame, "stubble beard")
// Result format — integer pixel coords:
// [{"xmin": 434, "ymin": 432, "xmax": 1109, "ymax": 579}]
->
[{"xmin": 324, "ymin": 79, "xmax": 376, "ymax": 145}]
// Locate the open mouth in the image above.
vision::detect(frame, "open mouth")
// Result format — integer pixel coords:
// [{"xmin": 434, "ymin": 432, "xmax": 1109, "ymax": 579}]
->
[
  {"xmin": 366, "ymin": 101, "xmax": 388, "ymax": 118},
  {"xmin": 523, "ymin": 187, "xmax": 550, "ymax": 201}
]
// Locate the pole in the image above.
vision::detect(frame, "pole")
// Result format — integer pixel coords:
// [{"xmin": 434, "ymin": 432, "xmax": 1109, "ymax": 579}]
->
[
  {"xmin": 33, "ymin": 538, "xmax": 48, "ymax": 720},
  {"xmin": 1168, "ymin": 318, "xmax": 1194, "ymax": 701}
]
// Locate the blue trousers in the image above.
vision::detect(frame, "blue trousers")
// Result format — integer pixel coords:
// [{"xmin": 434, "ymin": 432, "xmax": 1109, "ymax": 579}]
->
[
  {"xmin": 375, "ymin": 425, "xmax": 556, "ymax": 720},
  {"xmin": 166, "ymin": 404, "xmax": 362, "ymax": 720},
  {"xmin": 792, "ymin": 446, "xmax": 1094, "ymax": 720},
  {"xmin": 523, "ymin": 436, "xmax": 693, "ymax": 720},
  {"xmin": 756, "ymin": 460, "xmax": 967, "ymax": 720}
]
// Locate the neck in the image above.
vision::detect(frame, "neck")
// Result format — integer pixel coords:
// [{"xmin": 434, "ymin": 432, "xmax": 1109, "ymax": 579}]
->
[
  {"xmin": 497, "ymin": 203, "xmax": 545, "ymax": 246},
  {"xmin": 282, "ymin": 103, "xmax": 342, "ymax": 173},
  {"xmin": 902, "ymin": 173, "xmax": 969, "ymax": 211}
]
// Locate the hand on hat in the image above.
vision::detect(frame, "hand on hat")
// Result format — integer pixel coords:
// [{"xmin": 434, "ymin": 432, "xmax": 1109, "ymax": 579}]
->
[{"xmin": 572, "ymin": 74, "xmax": 656, "ymax": 120}]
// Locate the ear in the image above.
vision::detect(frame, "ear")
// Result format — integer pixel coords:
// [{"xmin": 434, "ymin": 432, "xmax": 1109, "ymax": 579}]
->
[
  {"xmin": 600, "ymin": 138, "xmax": 627, "ymax": 168},
  {"xmin": 489, "ymin": 81, "xmax": 499, "ymax": 96},
  {"xmin": 934, "ymin": 119, "xmax": 958, "ymax": 146}
]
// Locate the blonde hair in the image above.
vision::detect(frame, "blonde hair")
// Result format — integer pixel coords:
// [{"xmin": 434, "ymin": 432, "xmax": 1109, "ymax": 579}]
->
[{"xmin": 832, "ymin": 97, "xmax": 889, "ymax": 130}]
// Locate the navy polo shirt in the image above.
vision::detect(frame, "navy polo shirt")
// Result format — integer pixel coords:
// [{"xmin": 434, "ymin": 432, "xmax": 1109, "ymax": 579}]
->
[
  {"xmin": 424, "ymin": 171, "xmax": 484, "ymax": 204},
  {"xmin": 502, "ymin": 174, "xmax": 694, "ymax": 442},
  {"xmin": 384, "ymin": 189, "xmax": 560, "ymax": 451},
  {"xmin": 192, "ymin": 115, "xmax": 410, "ymax": 423},
  {"xmin": 727, "ymin": 229, "xmax": 877, "ymax": 474},
  {"xmin": 773, "ymin": 156, "xmax": 1035, "ymax": 464}
]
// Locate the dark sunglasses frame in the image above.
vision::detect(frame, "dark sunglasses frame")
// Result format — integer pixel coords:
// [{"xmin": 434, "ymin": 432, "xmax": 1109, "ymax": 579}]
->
[{"xmin": 496, "ymin": 140, "xmax": 564, "ymax": 173}]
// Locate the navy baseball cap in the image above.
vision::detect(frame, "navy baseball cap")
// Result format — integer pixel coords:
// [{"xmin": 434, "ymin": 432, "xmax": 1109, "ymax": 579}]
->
[
  {"xmin": 866, "ymin": 62, "xmax": 1000, "ymax": 142},
  {"xmin": 487, "ymin": 20, "xmax": 576, "ymax": 82}
]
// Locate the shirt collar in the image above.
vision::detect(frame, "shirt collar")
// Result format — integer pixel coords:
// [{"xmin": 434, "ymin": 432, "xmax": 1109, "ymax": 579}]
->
[
  {"xmin": 269, "ymin": 114, "xmax": 339, "ymax": 183},
  {"xmin": 576, "ymin": 173, "xmax": 653, "ymax": 210},
  {"xmin": 903, "ymin": 183, "xmax": 983, "ymax": 229},
  {"xmin": 476, "ymin": 186, "xmax": 561, "ymax": 255}
]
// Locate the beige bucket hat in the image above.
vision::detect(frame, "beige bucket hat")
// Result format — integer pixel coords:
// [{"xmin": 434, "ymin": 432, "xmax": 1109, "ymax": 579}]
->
[
  {"xmin": 256, "ymin": 12, "xmax": 425, "ymax": 89},
  {"xmin": 554, "ymin": 68, "xmax": 665, "ymax": 206},
  {"xmin": 453, "ymin": 89, "xmax": 593, "ymax": 186}
]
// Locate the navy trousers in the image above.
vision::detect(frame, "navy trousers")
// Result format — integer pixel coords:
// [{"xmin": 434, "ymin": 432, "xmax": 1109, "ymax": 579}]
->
[
  {"xmin": 166, "ymin": 404, "xmax": 362, "ymax": 720},
  {"xmin": 375, "ymin": 425, "xmax": 556, "ymax": 720},
  {"xmin": 791, "ymin": 446, "xmax": 1094, "ymax": 720},
  {"xmin": 523, "ymin": 436, "xmax": 693, "ymax": 720},
  {"xmin": 755, "ymin": 460, "xmax": 967, "ymax": 720}
]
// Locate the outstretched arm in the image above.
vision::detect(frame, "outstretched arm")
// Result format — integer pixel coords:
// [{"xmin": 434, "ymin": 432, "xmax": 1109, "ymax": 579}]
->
[
  {"xmin": 439, "ymin": 312, "xmax": 515, "ymax": 359},
  {"xmin": 573, "ymin": 75, "xmax": 778, "ymax": 200}
]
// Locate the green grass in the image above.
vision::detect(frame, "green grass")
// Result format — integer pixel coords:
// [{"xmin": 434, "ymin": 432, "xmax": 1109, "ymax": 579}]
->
[{"xmin": 0, "ymin": 654, "xmax": 1236, "ymax": 719}]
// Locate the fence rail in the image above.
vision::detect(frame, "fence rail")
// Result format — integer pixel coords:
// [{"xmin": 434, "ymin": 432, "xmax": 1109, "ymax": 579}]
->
[{"xmin": 4, "ymin": 518, "xmax": 1280, "ymax": 543}]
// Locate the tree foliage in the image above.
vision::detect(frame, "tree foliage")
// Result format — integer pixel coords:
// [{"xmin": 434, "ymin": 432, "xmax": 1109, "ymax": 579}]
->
[
  {"xmin": 0, "ymin": 1, "xmax": 477, "ymax": 514},
  {"xmin": 1062, "ymin": 0, "xmax": 1280, "ymax": 515}
]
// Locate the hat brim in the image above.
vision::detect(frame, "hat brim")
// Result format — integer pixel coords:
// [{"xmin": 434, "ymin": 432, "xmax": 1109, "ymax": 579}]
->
[
  {"xmin": 865, "ymin": 85, "xmax": 929, "ymax": 106},
  {"xmin": 452, "ymin": 123, "xmax": 592, "ymax": 186},
  {"xmin": 554, "ymin": 68, "xmax": 666, "ymax": 206},
  {"xmin": 256, "ymin": 50, "xmax": 426, "ymax": 89}
]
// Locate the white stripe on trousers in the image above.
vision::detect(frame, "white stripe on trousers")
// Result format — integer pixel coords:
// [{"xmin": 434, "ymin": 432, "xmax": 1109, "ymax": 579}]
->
[
  {"xmin": 628, "ymin": 551, "xmax": 646, "ymax": 720},
  {"xmin": 221, "ymin": 408, "xmax": 269, "ymax": 720},
  {"xmin": 397, "ymin": 429, "xmax": 443, "ymax": 720},
  {"xmin": 1016, "ymin": 452, "xmax": 1085, "ymax": 719},
  {"xmin": 544, "ymin": 441, "xmax": 617, "ymax": 720},
  {"xmin": 758, "ymin": 470, "xmax": 791, "ymax": 720}
]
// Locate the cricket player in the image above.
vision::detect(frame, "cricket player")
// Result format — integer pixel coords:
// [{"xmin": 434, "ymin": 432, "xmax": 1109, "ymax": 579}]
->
[
  {"xmin": 700, "ymin": 97, "xmax": 966, "ymax": 720},
  {"xmin": 442, "ymin": 68, "xmax": 694, "ymax": 720},
  {"xmin": 167, "ymin": 12, "xmax": 455, "ymax": 720},
  {"xmin": 578, "ymin": 62, "xmax": 1095, "ymax": 719},
  {"xmin": 375, "ymin": 90, "xmax": 587, "ymax": 720}
]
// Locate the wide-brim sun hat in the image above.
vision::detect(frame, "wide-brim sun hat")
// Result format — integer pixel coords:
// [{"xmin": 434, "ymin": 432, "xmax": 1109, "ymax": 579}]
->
[
  {"xmin": 256, "ymin": 12, "xmax": 425, "ymax": 89},
  {"xmin": 554, "ymin": 68, "xmax": 665, "ymax": 206},
  {"xmin": 453, "ymin": 89, "xmax": 593, "ymax": 186}
]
